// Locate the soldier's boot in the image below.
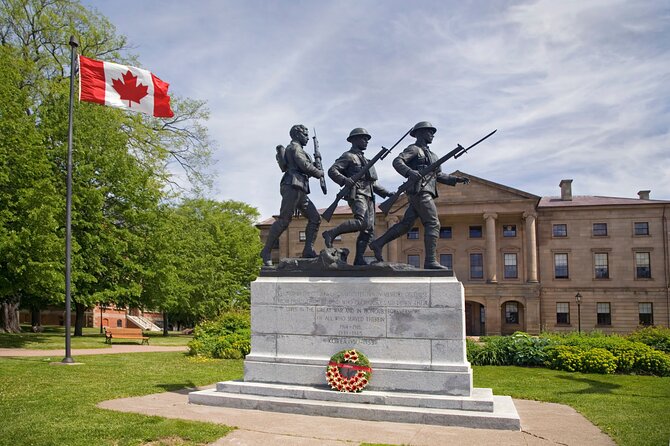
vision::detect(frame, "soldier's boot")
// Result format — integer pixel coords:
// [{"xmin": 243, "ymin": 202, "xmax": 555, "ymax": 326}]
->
[
  {"xmin": 322, "ymin": 221, "xmax": 360, "ymax": 248},
  {"xmin": 301, "ymin": 223, "xmax": 320, "ymax": 258},
  {"xmin": 423, "ymin": 235, "xmax": 448, "ymax": 270},
  {"xmin": 353, "ymin": 238, "xmax": 371, "ymax": 266},
  {"xmin": 368, "ymin": 226, "xmax": 403, "ymax": 262},
  {"xmin": 260, "ymin": 222, "xmax": 285, "ymax": 266}
]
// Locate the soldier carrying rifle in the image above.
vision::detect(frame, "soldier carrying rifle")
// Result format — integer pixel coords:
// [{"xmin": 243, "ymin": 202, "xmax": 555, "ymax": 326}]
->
[
  {"xmin": 260, "ymin": 124, "xmax": 325, "ymax": 267},
  {"xmin": 369, "ymin": 121, "xmax": 469, "ymax": 269},
  {"xmin": 322, "ymin": 128, "xmax": 391, "ymax": 266}
]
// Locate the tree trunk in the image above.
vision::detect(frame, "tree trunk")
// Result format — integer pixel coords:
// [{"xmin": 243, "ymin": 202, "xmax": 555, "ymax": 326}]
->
[
  {"xmin": 0, "ymin": 295, "xmax": 22, "ymax": 333},
  {"xmin": 74, "ymin": 302, "xmax": 86, "ymax": 336},
  {"xmin": 163, "ymin": 312, "xmax": 169, "ymax": 336},
  {"xmin": 31, "ymin": 307, "xmax": 41, "ymax": 327}
]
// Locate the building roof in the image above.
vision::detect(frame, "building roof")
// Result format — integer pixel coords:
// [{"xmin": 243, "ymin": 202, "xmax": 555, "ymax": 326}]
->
[
  {"xmin": 538, "ymin": 195, "xmax": 670, "ymax": 208},
  {"xmin": 257, "ymin": 205, "xmax": 359, "ymax": 226}
]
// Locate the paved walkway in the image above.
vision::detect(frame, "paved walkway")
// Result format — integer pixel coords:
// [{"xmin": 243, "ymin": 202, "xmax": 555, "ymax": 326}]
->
[
  {"xmin": 0, "ymin": 345, "xmax": 188, "ymax": 357},
  {"xmin": 99, "ymin": 387, "xmax": 615, "ymax": 446}
]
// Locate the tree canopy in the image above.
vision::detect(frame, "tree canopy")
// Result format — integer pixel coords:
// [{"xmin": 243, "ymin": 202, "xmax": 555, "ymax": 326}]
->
[{"xmin": 0, "ymin": 0, "xmax": 261, "ymax": 333}]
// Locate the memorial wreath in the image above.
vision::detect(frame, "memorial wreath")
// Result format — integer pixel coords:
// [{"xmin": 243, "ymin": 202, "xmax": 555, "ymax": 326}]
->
[{"xmin": 326, "ymin": 349, "xmax": 372, "ymax": 392}]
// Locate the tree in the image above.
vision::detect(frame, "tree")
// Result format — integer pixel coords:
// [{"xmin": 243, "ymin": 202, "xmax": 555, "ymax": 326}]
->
[
  {"xmin": 0, "ymin": 46, "xmax": 62, "ymax": 332},
  {"xmin": 142, "ymin": 199, "xmax": 262, "ymax": 331},
  {"xmin": 0, "ymin": 0, "xmax": 215, "ymax": 334}
]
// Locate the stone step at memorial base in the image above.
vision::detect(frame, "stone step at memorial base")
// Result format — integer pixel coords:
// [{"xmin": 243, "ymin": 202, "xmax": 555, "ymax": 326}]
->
[{"xmin": 188, "ymin": 381, "xmax": 520, "ymax": 431}]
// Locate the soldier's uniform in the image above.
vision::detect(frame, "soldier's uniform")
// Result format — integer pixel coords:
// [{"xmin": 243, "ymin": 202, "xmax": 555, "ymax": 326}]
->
[
  {"xmin": 260, "ymin": 125, "xmax": 323, "ymax": 266},
  {"xmin": 370, "ymin": 122, "xmax": 465, "ymax": 269},
  {"xmin": 322, "ymin": 128, "xmax": 390, "ymax": 265}
]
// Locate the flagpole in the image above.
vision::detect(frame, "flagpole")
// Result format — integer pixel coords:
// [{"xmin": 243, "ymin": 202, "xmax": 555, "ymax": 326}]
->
[{"xmin": 62, "ymin": 35, "xmax": 78, "ymax": 364}]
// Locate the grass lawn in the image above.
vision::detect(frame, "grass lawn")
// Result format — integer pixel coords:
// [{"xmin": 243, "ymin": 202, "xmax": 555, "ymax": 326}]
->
[
  {"xmin": 0, "ymin": 352, "xmax": 241, "ymax": 446},
  {"xmin": 474, "ymin": 366, "xmax": 670, "ymax": 446},
  {"xmin": 0, "ymin": 345, "xmax": 668, "ymax": 446},
  {"xmin": 0, "ymin": 325, "xmax": 192, "ymax": 349}
]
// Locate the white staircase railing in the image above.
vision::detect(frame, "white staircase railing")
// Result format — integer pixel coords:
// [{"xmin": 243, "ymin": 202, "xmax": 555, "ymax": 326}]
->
[{"xmin": 126, "ymin": 315, "xmax": 162, "ymax": 331}]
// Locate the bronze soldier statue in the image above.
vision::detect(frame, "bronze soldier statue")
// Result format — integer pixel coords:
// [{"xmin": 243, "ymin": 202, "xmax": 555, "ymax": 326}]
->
[
  {"xmin": 369, "ymin": 121, "xmax": 469, "ymax": 269},
  {"xmin": 322, "ymin": 128, "xmax": 391, "ymax": 265},
  {"xmin": 260, "ymin": 124, "xmax": 324, "ymax": 266}
]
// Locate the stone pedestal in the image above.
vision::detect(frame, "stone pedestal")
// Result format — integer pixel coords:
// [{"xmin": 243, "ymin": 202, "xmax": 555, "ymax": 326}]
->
[{"xmin": 190, "ymin": 271, "xmax": 520, "ymax": 430}]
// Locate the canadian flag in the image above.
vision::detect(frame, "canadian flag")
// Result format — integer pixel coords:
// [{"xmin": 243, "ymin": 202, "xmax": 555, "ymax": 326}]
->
[{"xmin": 78, "ymin": 55, "xmax": 174, "ymax": 118}]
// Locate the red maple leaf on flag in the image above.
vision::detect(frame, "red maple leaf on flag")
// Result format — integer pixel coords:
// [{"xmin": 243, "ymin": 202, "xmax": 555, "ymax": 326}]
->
[{"xmin": 112, "ymin": 70, "xmax": 148, "ymax": 107}]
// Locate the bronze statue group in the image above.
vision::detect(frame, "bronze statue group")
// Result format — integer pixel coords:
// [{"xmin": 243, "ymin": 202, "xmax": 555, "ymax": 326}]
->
[{"xmin": 260, "ymin": 121, "xmax": 474, "ymax": 270}]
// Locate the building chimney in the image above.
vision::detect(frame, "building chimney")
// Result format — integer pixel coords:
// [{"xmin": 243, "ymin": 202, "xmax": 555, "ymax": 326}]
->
[
  {"xmin": 638, "ymin": 190, "xmax": 650, "ymax": 200},
  {"xmin": 559, "ymin": 179, "xmax": 573, "ymax": 201}
]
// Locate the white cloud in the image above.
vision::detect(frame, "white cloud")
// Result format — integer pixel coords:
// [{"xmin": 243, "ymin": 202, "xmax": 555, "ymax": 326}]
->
[{"xmin": 83, "ymin": 0, "xmax": 670, "ymax": 218}]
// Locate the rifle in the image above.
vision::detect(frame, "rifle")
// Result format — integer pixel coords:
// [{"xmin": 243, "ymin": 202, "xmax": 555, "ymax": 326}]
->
[
  {"xmin": 321, "ymin": 127, "xmax": 412, "ymax": 222},
  {"xmin": 379, "ymin": 129, "xmax": 497, "ymax": 215},
  {"xmin": 312, "ymin": 128, "xmax": 327, "ymax": 195}
]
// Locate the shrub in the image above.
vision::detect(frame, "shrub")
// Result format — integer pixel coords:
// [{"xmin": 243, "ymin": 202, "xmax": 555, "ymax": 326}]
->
[
  {"xmin": 508, "ymin": 332, "xmax": 553, "ymax": 366},
  {"xmin": 580, "ymin": 348, "xmax": 617, "ymax": 374},
  {"xmin": 545, "ymin": 345, "xmax": 583, "ymax": 372},
  {"xmin": 545, "ymin": 332, "xmax": 670, "ymax": 376},
  {"xmin": 469, "ymin": 336, "xmax": 513, "ymax": 366},
  {"xmin": 188, "ymin": 311, "xmax": 251, "ymax": 359},
  {"xmin": 545, "ymin": 346, "xmax": 616, "ymax": 374},
  {"xmin": 627, "ymin": 326, "xmax": 670, "ymax": 353},
  {"xmin": 468, "ymin": 332, "xmax": 553, "ymax": 366}
]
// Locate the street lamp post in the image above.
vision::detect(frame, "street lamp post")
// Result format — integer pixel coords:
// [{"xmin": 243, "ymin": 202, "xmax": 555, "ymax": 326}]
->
[{"xmin": 575, "ymin": 292, "xmax": 582, "ymax": 335}]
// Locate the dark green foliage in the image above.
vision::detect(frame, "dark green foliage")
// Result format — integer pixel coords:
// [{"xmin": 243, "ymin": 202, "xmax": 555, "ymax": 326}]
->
[
  {"xmin": 467, "ymin": 331, "xmax": 670, "ymax": 376},
  {"xmin": 627, "ymin": 326, "xmax": 670, "ymax": 353},
  {"xmin": 468, "ymin": 332, "xmax": 552, "ymax": 366},
  {"xmin": 188, "ymin": 311, "xmax": 251, "ymax": 359}
]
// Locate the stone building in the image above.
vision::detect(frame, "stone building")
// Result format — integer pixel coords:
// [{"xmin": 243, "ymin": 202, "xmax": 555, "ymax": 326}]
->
[{"xmin": 257, "ymin": 171, "xmax": 670, "ymax": 336}]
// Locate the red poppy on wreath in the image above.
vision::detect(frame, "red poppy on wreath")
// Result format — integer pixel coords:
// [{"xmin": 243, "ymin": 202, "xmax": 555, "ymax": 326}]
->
[{"xmin": 325, "ymin": 348, "xmax": 372, "ymax": 392}]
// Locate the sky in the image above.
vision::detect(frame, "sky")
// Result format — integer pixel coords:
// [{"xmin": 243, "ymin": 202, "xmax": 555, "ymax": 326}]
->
[{"xmin": 81, "ymin": 0, "xmax": 670, "ymax": 220}]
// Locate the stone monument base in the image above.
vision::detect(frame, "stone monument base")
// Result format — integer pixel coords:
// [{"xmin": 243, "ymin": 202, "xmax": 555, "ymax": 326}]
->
[
  {"xmin": 189, "ymin": 271, "xmax": 519, "ymax": 430},
  {"xmin": 189, "ymin": 382, "xmax": 520, "ymax": 430}
]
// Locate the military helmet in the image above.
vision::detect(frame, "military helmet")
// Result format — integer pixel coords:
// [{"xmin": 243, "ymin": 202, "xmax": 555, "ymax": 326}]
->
[
  {"xmin": 409, "ymin": 121, "xmax": 437, "ymax": 137},
  {"xmin": 347, "ymin": 127, "xmax": 372, "ymax": 142}
]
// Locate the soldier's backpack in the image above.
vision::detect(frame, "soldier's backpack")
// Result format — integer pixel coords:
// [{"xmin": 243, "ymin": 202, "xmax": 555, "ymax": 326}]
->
[{"xmin": 275, "ymin": 145, "xmax": 288, "ymax": 172}]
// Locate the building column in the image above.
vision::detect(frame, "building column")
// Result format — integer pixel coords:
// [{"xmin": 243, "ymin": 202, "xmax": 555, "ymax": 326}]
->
[
  {"xmin": 486, "ymin": 296, "xmax": 502, "ymax": 335},
  {"xmin": 385, "ymin": 216, "xmax": 400, "ymax": 263},
  {"xmin": 483, "ymin": 213, "xmax": 498, "ymax": 283},
  {"xmin": 523, "ymin": 211, "xmax": 538, "ymax": 283}
]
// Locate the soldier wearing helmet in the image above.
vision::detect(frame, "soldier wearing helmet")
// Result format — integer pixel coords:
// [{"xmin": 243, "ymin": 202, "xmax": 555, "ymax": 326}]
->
[
  {"xmin": 369, "ymin": 121, "xmax": 469, "ymax": 269},
  {"xmin": 322, "ymin": 127, "xmax": 391, "ymax": 265},
  {"xmin": 260, "ymin": 124, "xmax": 325, "ymax": 266}
]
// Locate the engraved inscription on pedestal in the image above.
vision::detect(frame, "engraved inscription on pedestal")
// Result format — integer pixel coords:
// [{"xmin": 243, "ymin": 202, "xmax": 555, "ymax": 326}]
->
[{"xmin": 246, "ymin": 276, "xmax": 471, "ymax": 395}]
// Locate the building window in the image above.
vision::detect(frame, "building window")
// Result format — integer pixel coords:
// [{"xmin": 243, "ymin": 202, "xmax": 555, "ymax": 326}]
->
[
  {"xmin": 554, "ymin": 253, "xmax": 569, "ymax": 279},
  {"xmin": 299, "ymin": 231, "xmax": 306, "ymax": 242},
  {"xmin": 407, "ymin": 254, "xmax": 420, "ymax": 267},
  {"xmin": 594, "ymin": 253, "xmax": 609, "ymax": 279},
  {"xmin": 439, "ymin": 253, "xmax": 453, "ymax": 270},
  {"xmin": 503, "ymin": 253, "xmax": 518, "ymax": 279},
  {"xmin": 639, "ymin": 303, "xmax": 653, "ymax": 326},
  {"xmin": 469, "ymin": 225, "xmax": 483, "ymax": 238},
  {"xmin": 597, "ymin": 302, "xmax": 611, "ymax": 325},
  {"xmin": 116, "ymin": 319, "xmax": 123, "ymax": 327},
  {"xmin": 592, "ymin": 223, "xmax": 608, "ymax": 236},
  {"xmin": 503, "ymin": 225, "xmax": 517, "ymax": 237},
  {"xmin": 470, "ymin": 253, "xmax": 484, "ymax": 279},
  {"xmin": 552, "ymin": 224, "xmax": 567, "ymax": 237},
  {"xmin": 635, "ymin": 252, "xmax": 651, "ymax": 278},
  {"xmin": 407, "ymin": 227, "xmax": 419, "ymax": 240},
  {"xmin": 439, "ymin": 226, "xmax": 452, "ymax": 239},
  {"xmin": 634, "ymin": 222, "xmax": 649, "ymax": 236},
  {"xmin": 505, "ymin": 302, "xmax": 519, "ymax": 324},
  {"xmin": 556, "ymin": 302, "xmax": 570, "ymax": 324}
]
